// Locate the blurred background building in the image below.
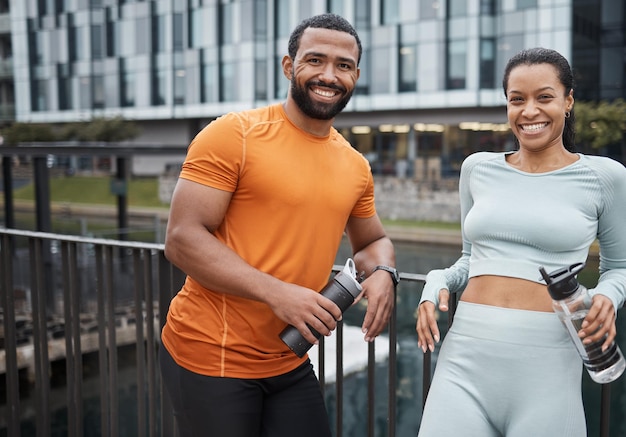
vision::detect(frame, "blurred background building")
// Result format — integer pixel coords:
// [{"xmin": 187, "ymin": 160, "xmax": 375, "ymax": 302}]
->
[{"xmin": 3, "ymin": 0, "xmax": 626, "ymax": 178}]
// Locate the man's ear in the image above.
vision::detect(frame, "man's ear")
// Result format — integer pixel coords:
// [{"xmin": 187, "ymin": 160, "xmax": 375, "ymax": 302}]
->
[{"xmin": 281, "ymin": 55, "xmax": 293, "ymax": 80}]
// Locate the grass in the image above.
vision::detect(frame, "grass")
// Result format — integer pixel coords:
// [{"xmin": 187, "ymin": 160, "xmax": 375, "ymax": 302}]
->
[{"xmin": 12, "ymin": 175, "xmax": 167, "ymax": 208}]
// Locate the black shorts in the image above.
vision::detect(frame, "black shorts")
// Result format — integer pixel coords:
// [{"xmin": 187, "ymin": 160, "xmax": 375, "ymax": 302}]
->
[{"xmin": 159, "ymin": 344, "xmax": 332, "ymax": 437}]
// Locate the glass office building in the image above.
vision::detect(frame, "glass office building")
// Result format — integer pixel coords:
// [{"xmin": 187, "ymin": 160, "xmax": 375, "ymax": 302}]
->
[{"xmin": 9, "ymin": 0, "xmax": 626, "ymax": 177}]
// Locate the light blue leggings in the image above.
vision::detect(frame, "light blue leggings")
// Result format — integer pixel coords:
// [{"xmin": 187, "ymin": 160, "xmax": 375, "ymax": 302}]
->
[{"xmin": 418, "ymin": 301, "xmax": 586, "ymax": 437}]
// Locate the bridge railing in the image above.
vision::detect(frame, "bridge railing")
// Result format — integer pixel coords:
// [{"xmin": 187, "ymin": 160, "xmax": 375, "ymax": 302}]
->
[{"xmin": 0, "ymin": 228, "xmax": 614, "ymax": 437}]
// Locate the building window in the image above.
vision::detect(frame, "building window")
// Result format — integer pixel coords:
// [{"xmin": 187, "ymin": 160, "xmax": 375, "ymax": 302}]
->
[
  {"xmin": 479, "ymin": 38, "xmax": 495, "ymax": 89},
  {"xmin": 448, "ymin": 0, "xmax": 467, "ymax": 17},
  {"xmin": 57, "ymin": 64, "xmax": 72, "ymax": 110},
  {"xmin": 220, "ymin": 62, "xmax": 238, "ymax": 102},
  {"xmin": 274, "ymin": 55, "xmax": 288, "ymax": 99},
  {"xmin": 135, "ymin": 17, "xmax": 149, "ymax": 54},
  {"xmin": 372, "ymin": 47, "xmax": 391, "ymax": 94},
  {"xmin": 31, "ymin": 79, "xmax": 48, "ymax": 111},
  {"xmin": 399, "ymin": 44, "xmax": 417, "ymax": 92},
  {"xmin": 420, "ymin": 0, "xmax": 438, "ymax": 20},
  {"xmin": 255, "ymin": 59, "xmax": 267, "ymax": 101},
  {"xmin": 447, "ymin": 40, "xmax": 466, "ymax": 89},
  {"xmin": 201, "ymin": 62, "xmax": 218, "ymax": 103},
  {"xmin": 355, "ymin": 49, "xmax": 370, "ymax": 95},
  {"xmin": 327, "ymin": 0, "xmax": 343, "ymax": 16},
  {"xmin": 382, "ymin": 0, "xmax": 399, "ymax": 24},
  {"xmin": 151, "ymin": 67, "xmax": 166, "ymax": 105},
  {"xmin": 220, "ymin": 2, "xmax": 234, "ymax": 44},
  {"xmin": 275, "ymin": 0, "xmax": 291, "ymax": 38},
  {"xmin": 79, "ymin": 76, "xmax": 91, "ymax": 109},
  {"xmin": 480, "ymin": 0, "xmax": 496, "ymax": 15},
  {"xmin": 120, "ymin": 61, "xmax": 135, "ymax": 107},
  {"xmin": 106, "ymin": 8, "xmax": 118, "ymax": 57},
  {"xmin": 91, "ymin": 24, "xmax": 104, "ymax": 59},
  {"xmin": 355, "ymin": 0, "xmax": 371, "ymax": 31},
  {"xmin": 517, "ymin": 0, "xmax": 537, "ymax": 9},
  {"xmin": 174, "ymin": 68, "xmax": 186, "ymax": 105},
  {"xmin": 254, "ymin": 0, "xmax": 267, "ymax": 40},
  {"xmin": 152, "ymin": 14, "xmax": 166, "ymax": 53},
  {"xmin": 93, "ymin": 75, "xmax": 104, "ymax": 109},
  {"xmin": 173, "ymin": 12, "xmax": 184, "ymax": 51}
]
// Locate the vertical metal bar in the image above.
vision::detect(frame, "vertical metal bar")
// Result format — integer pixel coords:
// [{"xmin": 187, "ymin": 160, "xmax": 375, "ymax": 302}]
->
[
  {"xmin": 143, "ymin": 251, "xmax": 157, "ymax": 437},
  {"xmin": 367, "ymin": 339, "xmax": 375, "ymax": 437},
  {"xmin": 61, "ymin": 241, "xmax": 80, "ymax": 437},
  {"xmin": 133, "ymin": 250, "xmax": 146, "ymax": 437},
  {"xmin": 336, "ymin": 322, "xmax": 344, "ymax": 437},
  {"xmin": 105, "ymin": 246, "xmax": 119, "ymax": 437},
  {"xmin": 32, "ymin": 156, "xmax": 55, "ymax": 313},
  {"xmin": 69, "ymin": 242, "xmax": 83, "ymax": 437},
  {"xmin": 30, "ymin": 237, "xmax": 50, "ymax": 437},
  {"xmin": 422, "ymin": 351, "xmax": 431, "ymax": 409},
  {"xmin": 2, "ymin": 155, "xmax": 15, "ymax": 229},
  {"xmin": 116, "ymin": 157, "xmax": 128, "ymax": 242},
  {"xmin": 318, "ymin": 336, "xmax": 326, "ymax": 393},
  {"xmin": 1, "ymin": 233, "xmax": 20, "ymax": 437},
  {"xmin": 387, "ymin": 286, "xmax": 398, "ymax": 437},
  {"xmin": 599, "ymin": 384, "xmax": 611, "ymax": 437},
  {"xmin": 96, "ymin": 246, "xmax": 111, "ymax": 437},
  {"xmin": 157, "ymin": 252, "xmax": 175, "ymax": 436}
]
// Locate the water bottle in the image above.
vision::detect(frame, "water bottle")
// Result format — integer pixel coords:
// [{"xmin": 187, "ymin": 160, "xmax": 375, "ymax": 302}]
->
[
  {"xmin": 280, "ymin": 259, "xmax": 363, "ymax": 358},
  {"xmin": 539, "ymin": 262, "xmax": 626, "ymax": 384}
]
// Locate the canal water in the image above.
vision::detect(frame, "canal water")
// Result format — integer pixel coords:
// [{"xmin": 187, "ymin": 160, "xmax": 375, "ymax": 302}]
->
[{"xmin": 3, "ymin": 240, "xmax": 625, "ymax": 436}]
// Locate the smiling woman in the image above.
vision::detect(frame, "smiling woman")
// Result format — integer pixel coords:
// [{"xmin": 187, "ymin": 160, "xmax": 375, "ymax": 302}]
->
[{"xmin": 416, "ymin": 47, "xmax": 626, "ymax": 437}]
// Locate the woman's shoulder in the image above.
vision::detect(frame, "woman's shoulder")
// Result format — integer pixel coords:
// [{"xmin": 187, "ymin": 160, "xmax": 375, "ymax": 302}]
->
[
  {"xmin": 461, "ymin": 151, "xmax": 504, "ymax": 169},
  {"xmin": 579, "ymin": 154, "xmax": 626, "ymax": 178}
]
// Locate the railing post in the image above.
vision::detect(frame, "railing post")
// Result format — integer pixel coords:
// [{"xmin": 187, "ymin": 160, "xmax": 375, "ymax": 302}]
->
[
  {"xmin": 0, "ymin": 233, "xmax": 20, "ymax": 437},
  {"xmin": 2, "ymin": 155, "xmax": 15, "ymax": 229}
]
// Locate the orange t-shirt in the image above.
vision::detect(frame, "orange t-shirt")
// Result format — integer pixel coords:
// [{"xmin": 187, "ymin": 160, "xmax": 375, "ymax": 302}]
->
[{"xmin": 161, "ymin": 103, "xmax": 376, "ymax": 378}]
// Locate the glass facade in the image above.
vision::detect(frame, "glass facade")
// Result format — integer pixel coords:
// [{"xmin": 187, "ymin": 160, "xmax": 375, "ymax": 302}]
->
[{"xmin": 6, "ymin": 0, "xmax": 626, "ymax": 173}]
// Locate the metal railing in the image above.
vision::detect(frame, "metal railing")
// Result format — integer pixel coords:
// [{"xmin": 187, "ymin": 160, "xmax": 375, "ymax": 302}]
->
[{"xmin": 0, "ymin": 228, "xmax": 614, "ymax": 437}]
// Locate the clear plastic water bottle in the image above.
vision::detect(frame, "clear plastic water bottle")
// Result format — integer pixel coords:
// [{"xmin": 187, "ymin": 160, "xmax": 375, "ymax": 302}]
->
[
  {"xmin": 280, "ymin": 259, "xmax": 362, "ymax": 358},
  {"xmin": 539, "ymin": 262, "xmax": 626, "ymax": 384}
]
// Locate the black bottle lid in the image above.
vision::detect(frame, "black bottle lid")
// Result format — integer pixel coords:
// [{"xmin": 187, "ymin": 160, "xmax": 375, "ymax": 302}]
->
[{"xmin": 539, "ymin": 262, "xmax": 586, "ymax": 300}]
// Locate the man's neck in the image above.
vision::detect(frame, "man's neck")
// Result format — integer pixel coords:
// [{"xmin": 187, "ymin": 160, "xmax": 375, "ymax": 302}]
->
[{"xmin": 281, "ymin": 101, "xmax": 333, "ymax": 137}]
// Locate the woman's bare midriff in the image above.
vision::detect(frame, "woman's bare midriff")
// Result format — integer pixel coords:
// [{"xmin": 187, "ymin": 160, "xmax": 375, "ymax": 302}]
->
[{"xmin": 460, "ymin": 275, "xmax": 554, "ymax": 312}]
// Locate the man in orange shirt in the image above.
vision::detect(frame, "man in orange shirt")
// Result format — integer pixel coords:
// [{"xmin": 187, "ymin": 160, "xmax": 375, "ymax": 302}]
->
[{"xmin": 159, "ymin": 13, "xmax": 397, "ymax": 437}]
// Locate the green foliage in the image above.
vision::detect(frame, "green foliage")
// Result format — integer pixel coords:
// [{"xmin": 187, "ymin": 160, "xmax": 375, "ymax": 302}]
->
[
  {"xmin": 575, "ymin": 99, "xmax": 626, "ymax": 149},
  {"xmin": 0, "ymin": 117, "xmax": 141, "ymax": 145},
  {"xmin": 13, "ymin": 176, "xmax": 166, "ymax": 207},
  {"xmin": 1, "ymin": 122, "xmax": 58, "ymax": 144},
  {"xmin": 60, "ymin": 116, "xmax": 141, "ymax": 142}
]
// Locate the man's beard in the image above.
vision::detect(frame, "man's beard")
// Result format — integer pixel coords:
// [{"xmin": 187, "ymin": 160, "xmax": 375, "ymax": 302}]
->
[{"xmin": 290, "ymin": 77, "xmax": 354, "ymax": 120}]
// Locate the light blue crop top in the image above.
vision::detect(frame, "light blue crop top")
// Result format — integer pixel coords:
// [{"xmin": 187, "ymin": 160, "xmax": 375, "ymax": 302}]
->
[{"xmin": 420, "ymin": 151, "xmax": 626, "ymax": 312}]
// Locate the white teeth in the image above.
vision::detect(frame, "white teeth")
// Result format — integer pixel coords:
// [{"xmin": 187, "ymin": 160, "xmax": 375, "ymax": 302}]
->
[
  {"xmin": 521, "ymin": 123, "xmax": 547, "ymax": 131},
  {"xmin": 313, "ymin": 88, "xmax": 336, "ymax": 97}
]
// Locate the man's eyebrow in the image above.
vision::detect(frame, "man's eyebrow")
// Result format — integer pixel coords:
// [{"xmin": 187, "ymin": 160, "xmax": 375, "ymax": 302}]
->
[{"xmin": 301, "ymin": 51, "xmax": 357, "ymax": 66}]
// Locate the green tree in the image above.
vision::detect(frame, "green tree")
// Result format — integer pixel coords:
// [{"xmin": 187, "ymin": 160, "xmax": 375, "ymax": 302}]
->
[{"xmin": 575, "ymin": 99, "xmax": 626, "ymax": 152}]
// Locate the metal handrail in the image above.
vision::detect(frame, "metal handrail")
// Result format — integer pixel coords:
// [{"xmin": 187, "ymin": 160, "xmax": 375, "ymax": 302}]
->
[{"xmin": 0, "ymin": 228, "xmax": 613, "ymax": 437}]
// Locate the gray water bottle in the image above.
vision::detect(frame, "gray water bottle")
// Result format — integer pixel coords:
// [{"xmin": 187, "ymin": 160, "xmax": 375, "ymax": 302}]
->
[
  {"xmin": 280, "ymin": 259, "xmax": 362, "ymax": 358},
  {"xmin": 539, "ymin": 262, "xmax": 626, "ymax": 384}
]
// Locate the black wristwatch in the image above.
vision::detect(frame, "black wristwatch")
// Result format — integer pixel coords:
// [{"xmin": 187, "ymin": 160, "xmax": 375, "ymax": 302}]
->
[{"xmin": 372, "ymin": 265, "xmax": 400, "ymax": 287}]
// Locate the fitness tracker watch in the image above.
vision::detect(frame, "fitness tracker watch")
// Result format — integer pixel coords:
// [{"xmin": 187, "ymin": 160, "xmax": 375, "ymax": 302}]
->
[{"xmin": 372, "ymin": 265, "xmax": 400, "ymax": 286}]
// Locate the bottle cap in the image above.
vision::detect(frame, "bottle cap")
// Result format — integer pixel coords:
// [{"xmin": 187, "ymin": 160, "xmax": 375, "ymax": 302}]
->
[
  {"xmin": 539, "ymin": 262, "xmax": 586, "ymax": 300},
  {"xmin": 334, "ymin": 258, "xmax": 362, "ymax": 299}
]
